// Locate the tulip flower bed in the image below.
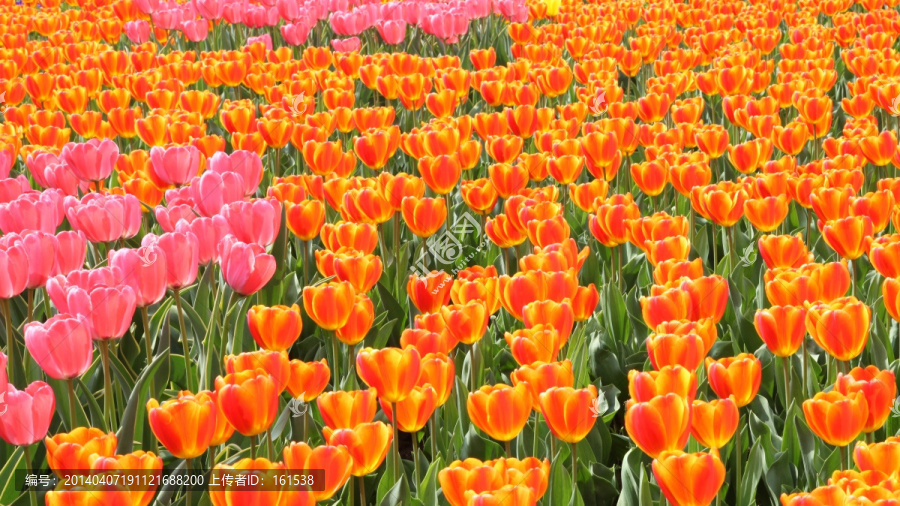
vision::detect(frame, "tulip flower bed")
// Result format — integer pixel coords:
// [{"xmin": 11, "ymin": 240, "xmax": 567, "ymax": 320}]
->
[{"xmin": 3, "ymin": 0, "xmax": 900, "ymax": 504}]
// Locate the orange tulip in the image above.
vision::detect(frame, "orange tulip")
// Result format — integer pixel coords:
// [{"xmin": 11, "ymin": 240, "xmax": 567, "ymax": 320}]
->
[
  {"xmin": 247, "ymin": 304, "xmax": 302, "ymax": 352},
  {"xmin": 764, "ymin": 270, "xmax": 819, "ymax": 306},
  {"xmin": 146, "ymin": 394, "xmax": 216, "ymax": 459},
  {"xmin": 418, "ymin": 352, "xmax": 456, "ymax": 407},
  {"xmin": 835, "ymin": 366, "xmax": 896, "ymax": 434},
  {"xmin": 356, "ymin": 347, "xmax": 421, "ymax": 404},
  {"xmin": 408, "ymin": 271, "xmax": 454, "ymax": 313},
  {"xmin": 859, "ymin": 130, "xmax": 898, "ymax": 166},
  {"xmin": 285, "ymin": 200, "xmax": 326, "ymax": 241},
  {"xmin": 282, "ymin": 443, "xmax": 353, "ymax": 502},
  {"xmin": 45, "ymin": 427, "xmax": 117, "ymax": 474},
  {"xmin": 333, "ymin": 251, "xmax": 383, "ymax": 293},
  {"xmin": 646, "ymin": 332, "xmax": 706, "ymax": 371},
  {"xmin": 286, "ymin": 359, "xmax": 331, "ymax": 402},
  {"xmin": 523, "ymin": 299, "xmax": 575, "ymax": 345},
  {"xmin": 467, "ymin": 383, "xmax": 532, "ymax": 442},
  {"xmin": 640, "ymin": 287, "xmax": 693, "ymax": 328},
  {"xmin": 821, "ymin": 216, "xmax": 874, "ymax": 260},
  {"xmin": 625, "ymin": 393, "xmax": 691, "ymax": 458},
  {"xmin": 758, "ymin": 234, "xmax": 813, "ymax": 269},
  {"xmin": 803, "ymin": 391, "xmax": 869, "ymax": 447},
  {"xmin": 679, "ymin": 275, "xmax": 728, "ymax": 324},
  {"xmin": 631, "ymin": 160, "xmax": 669, "ymax": 197},
  {"xmin": 628, "ymin": 366, "xmax": 697, "ymax": 403},
  {"xmin": 215, "ymin": 370, "xmax": 279, "ymax": 437},
  {"xmin": 806, "ymin": 296, "xmax": 870, "ymax": 361},
  {"xmin": 380, "ymin": 384, "xmax": 437, "ymax": 432},
  {"xmin": 401, "ymin": 196, "xmax": 447, "ymax": 237},
  {"xmin": 753, "ymin": 305, "xmax": 807, "ymax": 358},
  {"xmin": 690, "ymin": 396, "xmax": 739, "ymax": 449},
  {"xmin": 511, "ymin": 361, "xmax": 574, "ymax": 411},
  {"xmin": 461, "ymin": 178, "xmax": 500, "ymax": 214},
  {"xmin": 652, "ymin": 451, "xmax": 726, "ymax": 506},
  {"xmin": 418, "ymin": 154, "xmax": 462, "ymax": 194},
  {"xmin": 489, "ymin": 163, "xmax": 529, "ymax": 199},
  {"xmin": 705, "ymin": 354, "xmax": 762, "ymax": 407},
  {"xmin": 302, "ymin": 281, "xmax": 356, "ymax": 331},
  {"xmin": 538, "ymin": 386, "xmax": 599, "ymax": 443},
  {"xmin": 869, "ymin": 234, "xmax": 900, "ymax": 278},
  {"xmin": 884, "ymin": 277, "xmax": 900, "ymax": 323},
  {"xmin": 505, "ymin": 325, "xmax": 562, "ymax": 365},
  {"xmin": 440, "ymin": 301, "xmax": 490, "ymax": 345},
  {"xmin": 744, "ymin": 195, "xmax": 790, "ymax": 232},
  {"xmin": 656, "ymin": 319, "xmax": 717, "ymax": 356},
  {"xmin": 321, "ymin": 221, "xmax": 378, "ymax": 254},
  {"xmin": 317, "ymin": 389, "xmax": 378, "ymax": 430},
  {"xmin": 322, "ymin": 421, "xmax": 393, "ymax": 476},
  {"xmin": 653, "ymin": 259, "xmax": 704, "ymax": 285},
  {"xmin": 354, "ymin": 126, "xmax": 401, "ymax": 170},
  {"xmin": 439, "ymin": 459, "xmax": 508, "ymax": 506},
  {"xmin": 335, "ymin": 293, "xmax": 375, "ymax": 346},
  {"xmin": 691, "ymin": 182, "xmax": 747, "ymax": 227},
  {"xmin": 854, "ymin": 437, "xmax": 900, "ymax": 475}
]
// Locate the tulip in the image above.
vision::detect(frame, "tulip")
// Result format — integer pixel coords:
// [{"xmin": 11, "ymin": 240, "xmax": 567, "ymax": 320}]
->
[
  {"xmin": 705, "ymin": 354, "xmax": 762, "ymax": 408},
  {"xmin": 317, "ymin": 389, "xmax": 378, "ymax": 431},
  {"xmin": 283, "ymin": 443, "xmax": 353, "ymax": 502},
  {"xmin": 356, "ymin": 347, "xmax": 421, "ymax": 404},
  {"xmin": 806, "ymin": 297, "xmax": 870, "ymax": 362},
  {"xmin": 821, "ymin": 216, "xmax": 874, "ymax": 261},
  {"xmin": 224, "ymin": 351, "xmax": 291, "ymax": 394},
  {"xmin": 439, "ymin": 459, "xmax": 508, "ymax": 506},
  {"xmin": 835, "ymin": 366, "xmax": 895, "ymax": 434},
  {"xmin": 691, "ymin": 396, "xmax": 739, "ymax": 449},
  {"xmin": 628, "ymin": 366, "xmax": 697, "ymax": 403},
  {"xmin": 754, "ymin": 305, "xmax": 807, "ymax": 358},
  {"xmin": 539, "ymin": 386, "xmax": 599, "ymax": 444},
  {"xmin": 45, "ymin": 427, "xmax": 117, "ymax": 474},
  {"xmin": 465, "ymin": 485, "xmax": 536, "ymax": 506},
  {"xmin": 149, "ymin": 145, "xmax": 202, "ymax": 186},
  {"xmin": 302, "ymin": 281, "xmax": 356, "ymax": 331},
  {"xmin": 646, "ymin": 333, "xmax": 706, "ymax": 371},
  {"xmin": 380, "ymin": 384, "xmax": 437, "ymax": 433},
  {"xmin": 408, "ymin": 271, "xmax": 454, "ymax": 314},
  {"xmin": 652, "ymin": 451, "xmax": 725, "ymax": 506},
  {"xmin": 440, "ymin": 301, "xmax": 490, "ymax": 346},
  {"xmin": 640, "ymin": 287, "xmax": 692, "ymax": 328},
  {"xmin": 323, "ymin": 421, "xmax": 393, "ymax": 476},
  {"xmin": 511, "ymin": 361, "xmax": 574, "ymax": 411},
  {"xmin": 803, "ymin": 391, "xmax": 869, "ymax": 448},
  {"xmin": 60, "ymin": 138, "xmax": 118, "ymax": 182},
  {"xmin": 147, "ymin": 393, "xmax": 216, "ymax": 459},
  {"xmin": 215, "ymin": 370, "xmax": 279, "ymax": 438},
  {"xmin": 285, "ymin": 200, "xmax": 325, "ymax": 241},
  {"xmin": 218, "ymin": 236, "xmax": 276, "ymax": 296},
  {"xmin": 221, "ymin": 199, "xmax": 282, "ymax": 247},
  {"xmin": 181, "ymin": 390, "xmax": 234, "ymax": 447},
  {"xmin": 758, "ymin": 234, "xmax": 813, "ymax": 269},
  {"xmin": 505, "ymin": 324, "xmax": 562, "ymax": 365},
  {"xmin": 247, "ymin": 304, "xmax": 302, "ymax": 352},
  {"xmin": 625, "ymin": 393, "xmax": 691, "ymax": 458},
  {"xmin": 854, "ymin": 437, "xmax": 900, "ymax": 475},
  {"xmin": 65, "ymin": 193, "xmax": 142, "ymax": 244},
  {"xmin": 467, "ymin": 383, "xmax": 532, "ymax": 446},
  {"xmin": 333, "ymin": 251, "xmax": 382, "ymax": 293}
]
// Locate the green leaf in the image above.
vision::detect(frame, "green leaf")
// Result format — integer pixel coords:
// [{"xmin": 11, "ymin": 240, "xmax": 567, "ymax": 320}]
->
[
  {"xmin": 0, "ymin": 446, "xmax": 23, "ymax": 506},
  {"xmin": 378, "ymin": 474, "xmax": 409, "ymax": 506},
  {"xmin": 617, "ymin": 448, "xmax": 644, "ymax": 506},
  {"xmin": 116, "ymin": 349, "xmax": 171, "ymax": 454},
  {"xmin": 548, "ymin": 457, "xmax": 573, "ymax": 506},
  {"xmin": 600, "ymin": 282, "xmax": 630, "ymax": 343},
  {"xmin": 739, "ymin": 434, "xmax": 766, "ymax": 506},
  {"xmin": 418, "ymin": 456, "xmax": 441, "ymax": 506},
  {"xmin": 77, "ymin": 377, "xmax": 107, "ymax": 432}
]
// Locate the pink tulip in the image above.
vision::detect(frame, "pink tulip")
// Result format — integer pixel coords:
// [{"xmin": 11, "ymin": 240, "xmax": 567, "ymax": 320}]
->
[
  {"xmin": 182, "ymin": 19, "xmax": 210, "ymax": 42},
  {"xmin": 175, "ymin": 216, "xmax": 231, "ymax": 265},
  {"xmin": 65, "ymin": 193, "xmax": 142, "ymax": 244},
  {"xmin": 218, "ymin": 235, "xmax": 276, "ymax": 296},
  {"xmin": 164, "ymin": 186, "xmax": 195, "ymax": 207},
  {"xmin": 46, "ymin": 266, "xmax": 122, "ymax": 313},
  {"xmin": 0, "ymin": 147, "xmax": 13, "ymax": 179},
  {"xmin": 221, "ymin": 198, "xmax": 281, "ymax": 247},
  {"xmin": 208, "ymin": 150, "xmax": 262, "ymax": 197},
  {"xmin": 132, "ymin": 0, "xmax": 161, "ymax": 15},
  {"xmin": 0, "ymin": 176, "xmax": 31, "ymax": 204},
  {"xmin": 109, "ymin": 246, "xmax": 168, "ymax": 307},
  {"xmin": 151, "ymin": 8, "xmax": 183, "ymax": 30},
  {"xmin": 24, "ymin": 151, "xmax": 57, "ymax": 189},
  {"xmin": 222, "ymin": 1, "xmax": 244, "ymax": 23},
  {"xmin": 0, "ymin": 190, "xmax": 66, "ymax": 234},
  {"xmin": 195, "ymin": 0, "xmax": 225, "ymax": 20},
  {"xmin": 189, "ymin": 171, "xmax": 245, "ymax": 218},
  {"xmin": 20, "ymin": 231, "xmax": 58, "ymax": 289},
  {"xmin": 281, "ymin": 22, "xmax": 311, "ymax": 46},
  {"xmin": 155, "ymin": 203, "xmax": 197, "ymax": 233},
  {"xmin": 0, "ymin": 239, "xmax": 28, "ymax": 299},
  {"xmin": 60, "ymin": 139, "xmax": 119, "ymax": 183},
  {"xmin": 53, "ymin": 231, "xmax": 87, "ymax": 276},
  {"xmin": 246, "ymin": 33, "xmax": 273, "ymax": 50},
  {"xmin": 24, "ymin": 314, "xmax": 93, "ymax": 380},
  {"xmin": 67, "ymin": 285, "xmax": 137, "ymax": 340},
  {"xmin": 124, "ymin": 20, "xmax": 151, "ymax": 44},
  {"xmin": 376, "ymin": 20, "xmax": 406, "ymax": 45},
  {"xmin": 143, "ymin": 231, "xmax": 199, "ymax": 289},
  {"xmin": 43, "ymin": 162, "xmax": 90, "ymax": 196},
  {"xmin": 331, "ymin": 36, "xmax": 361, "ymax": 52},
  {"xmin": 0, "ymin": 381, "xmax": 55, "ymax": 446},
  {"xmin": 149, "ymin": 145, "xmax": 203, "ymax": 187}
]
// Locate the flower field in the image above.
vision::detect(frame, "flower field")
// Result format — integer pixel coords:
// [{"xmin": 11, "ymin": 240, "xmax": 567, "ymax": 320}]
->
[{"xmin": 1, "ymin": 0, "xmax": 900, "ymax": 504}]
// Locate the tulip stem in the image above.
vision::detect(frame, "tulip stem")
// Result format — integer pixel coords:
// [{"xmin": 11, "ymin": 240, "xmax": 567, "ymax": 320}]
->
[
  {"xmin": 393, "ymin": 214, "xmax": 401, "ymax": 294},
  {"xmin": 735, "ymin": 413, "xmax": 743, "ymax": 505},
  {"xmin": 851, "ymin": 259, "xmax": 858, "ymax": 298},
  {"xmin": 26, "ymin": 288, "xmax": 33, "ymax": 324},
  {"xmin": 99, "ymin": 340, "xmax": 114, "ymax": 428},
  {"xmin": 2, "ymin": 299, "xmax": 19, "ymax": 386},
  {"xmin": 429, "ymin": 414, "xmax": 437, "ymax": 459},
  {"xmin": 24, "ymin": 445, "xmax": 37, "ymax": 506},
  {"xmin": 570, "ymin": 441, "xmax": 577, "ymax": 492},
  {"xmin": 185, "ymin": 458, "xmax": 193, "ymax": 506},
  {"xmin": 505, "ymin": 439, "xmax": 512, "ymax": 457},
  {"xmin": 413, "ymin": 432, "xmax": 422, "ymax": 488},
  {"xmin": 550, "ymin": 436, "xmax": 557, "ymax": 461},
  {"xmin": 782, "ymin": 356, "xmax": 792, "ymax": 410},
  {"xmin": 66, "ymin": 378, "xmax": 77, "ymax": 431},
  {"xmin": 250, "ymin": 435, "xmax": 257, "ymax": 459},
  {"xmin": 301, "ymin": 240, "xmax": 309, "ymax": 288},
  {"xmin": 534, "ymin": 413, "xmax": 541, "ymax": 457},
  {"xmin": 391, "ymin": 402, "xmax": 401, "ymax": 479},
  {"xmin": 332, "ymin": 334, "xmax": 341, "ymax": 389},
  {"xmin": 866, "ymin": 431, "xmax": 874, "ymax": 444},
  {"xmin": 358, "ymin": 476, "xmax": 366, "ymax": 506},
  {"xmin": 802, "ymin": 338, "xmax": 809, "ymax": 399},
  {"xmin": 266, "ymin": 428, "xmax": 275, "ymax": 460},
  {"xmin": 805, "ymin": 208, "xmax": 812, "ymax": 249},
  {"xmin": 840, "ymin": 444, "xmax": 848, "ymax": 471},
  {"xmin": 174, "ymin": 288, "xmax": 195, "ymax": 393}
]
